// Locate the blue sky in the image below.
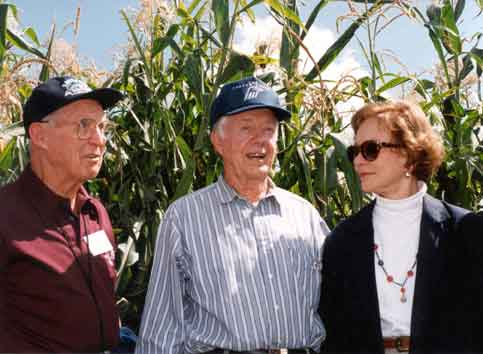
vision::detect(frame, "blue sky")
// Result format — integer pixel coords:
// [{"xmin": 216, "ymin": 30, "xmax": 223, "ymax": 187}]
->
[
  {"xmin": 11, "ymin": 0, "xmax": 138, "ymax": 70},
  {"xmin": 9, "ymin": 0, "xmax": 483, "ymax": 76}
]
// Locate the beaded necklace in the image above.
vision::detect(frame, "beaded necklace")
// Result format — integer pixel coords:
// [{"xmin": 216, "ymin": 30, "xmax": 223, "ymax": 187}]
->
[{"xmin": 374, "ymin": 243, "xmax": 417, "ymax": 303}]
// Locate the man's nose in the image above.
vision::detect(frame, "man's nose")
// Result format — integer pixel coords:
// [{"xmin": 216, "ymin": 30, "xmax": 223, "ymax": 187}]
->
[
  {"xmin": 89, "ymin": 126, "xmax": 107, "ymax": 146},
  {"xmin": 253, "ymin": 129, "xmax": 272, "ymax": 143}
]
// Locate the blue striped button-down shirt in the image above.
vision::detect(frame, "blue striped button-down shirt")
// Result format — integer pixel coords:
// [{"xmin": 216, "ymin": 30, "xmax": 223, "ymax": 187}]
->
[{"xmin": 136, "ymin": 176, "xmax": 329, "ymax": 354}]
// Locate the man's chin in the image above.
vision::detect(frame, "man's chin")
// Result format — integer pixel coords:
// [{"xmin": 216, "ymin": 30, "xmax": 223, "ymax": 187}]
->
[
  {"xmin": 247, "ymin": 168, "xmax": 271, "ymax": 180},
  {"xmin": 82, "ymin": 166, "xmax": 102, "ymax": 181}
]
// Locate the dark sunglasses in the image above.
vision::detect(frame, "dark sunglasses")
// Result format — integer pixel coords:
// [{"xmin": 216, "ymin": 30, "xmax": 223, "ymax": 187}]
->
[{"xmin": 347, "ymin": 140, "xmax": 402, "ymax": 163}]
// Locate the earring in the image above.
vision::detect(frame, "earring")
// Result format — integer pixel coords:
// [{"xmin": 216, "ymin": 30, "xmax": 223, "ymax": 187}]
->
[{"xmin": 405, "ymin": 171, "xmax": 411, "ymax": 177}]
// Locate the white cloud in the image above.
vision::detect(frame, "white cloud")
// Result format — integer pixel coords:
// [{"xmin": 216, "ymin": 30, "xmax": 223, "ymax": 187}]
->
[
  {"xmin": 298, "ymin": 25, "xmax": 335, "ymax": 75},
  {"xmin": 323, "ymin": 49, "xmax": 368, "ymax": 82},
  {"xmin": 234, "ymin": 16, "xmax": 367, "ymax": 81},
  {"xmin": 233, "ymin": 16, "xmax": 283, "ymax": 58}
]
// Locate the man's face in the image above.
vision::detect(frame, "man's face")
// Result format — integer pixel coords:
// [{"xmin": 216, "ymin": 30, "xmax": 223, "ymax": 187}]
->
[
  {"xmin": 211, "ymin": 108, "xmax": 279, "ymax": 183},
  {"xmin": 39, "ymin": 99, "xmax": 107, "ymax": 185}
]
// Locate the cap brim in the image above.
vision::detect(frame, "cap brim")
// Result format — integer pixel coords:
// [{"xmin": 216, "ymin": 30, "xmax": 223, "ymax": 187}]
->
[
  {"xmin": 66, "ymin": 88, "xmax": 124, "ymax": 110},
  {"xmin": 224, "ymin": 104, "xmax": 291, "ymax": 121}
]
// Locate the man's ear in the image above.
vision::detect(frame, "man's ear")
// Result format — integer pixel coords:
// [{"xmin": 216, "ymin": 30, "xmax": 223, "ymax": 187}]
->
[
  {"xmin": 28, "ymin": 123, "xmax": 49, "ymax": 150},
  {"xmin": 210, "ymin": 130, "xmax": 223, "ymax": 157}
]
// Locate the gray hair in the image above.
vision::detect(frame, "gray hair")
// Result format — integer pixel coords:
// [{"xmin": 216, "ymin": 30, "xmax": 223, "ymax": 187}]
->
[
  {"xmin": 212, "ymin": 115, "xmax": 228, "ymax": 138},
  {"xmin": 212, "ymin": 114, "xmax": 280, "ymax": 139}
]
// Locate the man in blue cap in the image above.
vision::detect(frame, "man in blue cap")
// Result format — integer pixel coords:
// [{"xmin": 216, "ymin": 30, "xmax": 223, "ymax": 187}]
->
[
  {"xmin": 0, "ymin": 76, "xmax": 123, "ymax": 352},
  {"xmin": 137, "ymin": 77, "xmax": 329, "ymax": 354}
]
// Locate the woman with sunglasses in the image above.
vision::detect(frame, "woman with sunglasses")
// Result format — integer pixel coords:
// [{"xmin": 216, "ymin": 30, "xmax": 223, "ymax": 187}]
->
[{"xmin": 319, "ymin": 100, "xmax": 483, "ymax": 353}]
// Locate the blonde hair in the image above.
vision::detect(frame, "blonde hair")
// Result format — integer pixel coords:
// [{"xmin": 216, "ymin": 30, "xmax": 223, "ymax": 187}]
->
[{"xmin": 351, "ymin": 100, "xmax": 445, "ymax": 181}]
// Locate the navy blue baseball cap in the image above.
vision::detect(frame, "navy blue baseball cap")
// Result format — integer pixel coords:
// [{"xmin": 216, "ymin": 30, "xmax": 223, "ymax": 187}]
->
[
  {"xmin": 210, "ymin": 77, "xmax": 291, "ymax": 128},
  {"xmin": 23, "ymin": 76, "xmax": 124, "ymax": 136}
]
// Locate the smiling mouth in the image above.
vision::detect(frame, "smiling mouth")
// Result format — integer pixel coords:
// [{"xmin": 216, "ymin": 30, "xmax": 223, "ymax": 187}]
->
[{"xmin": 246, "ymin": 153, "xmax": 266, "ymax": 160}]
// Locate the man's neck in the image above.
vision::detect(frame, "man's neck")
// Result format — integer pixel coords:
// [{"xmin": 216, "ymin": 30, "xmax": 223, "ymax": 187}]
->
[
  {"xmin": 223, "ymin": 173, "xmax": 271, "ymax": 205},
  {"xmin": 31, "ymin": 159, "xmax": 81, "ymax": 213}
]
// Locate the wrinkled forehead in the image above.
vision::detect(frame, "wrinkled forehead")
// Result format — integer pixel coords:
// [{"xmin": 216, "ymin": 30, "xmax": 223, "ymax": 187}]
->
[
  {"xmin": 47, "ymin": 99, "xmax": 106, "ymax": 123},
  {"xmin": 228, "ymin": 108, "xmax": 279, "ymax": 125}
]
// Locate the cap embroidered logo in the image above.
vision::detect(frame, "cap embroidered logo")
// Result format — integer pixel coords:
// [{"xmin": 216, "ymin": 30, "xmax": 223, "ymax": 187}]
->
[
  {"xmin": 62, "ymin": 78, "xmax": 92, "ymax": 96},
  {"xmin": 244, "ymin": 84, "xmax": 265, "ymax": 101}
]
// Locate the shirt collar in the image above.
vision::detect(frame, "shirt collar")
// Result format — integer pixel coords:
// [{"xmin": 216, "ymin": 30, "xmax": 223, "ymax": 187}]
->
[
  {"xmin": 375, "ymin": 180, "xmax": 427, "ymax": 211},
  {"xmin": 215, "ymin": 174, "xmax": 282, "ymax": 205},
  {"xmin": 19, "ymin": 164, "xmax": 93, "ymax": 218}
]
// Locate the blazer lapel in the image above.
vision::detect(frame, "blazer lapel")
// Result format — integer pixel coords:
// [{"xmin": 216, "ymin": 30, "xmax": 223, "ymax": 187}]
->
[
  {"xmin": 347, "ymin": 201, "xmax": 385, "ymax": 352},
  {"xmin": 410, "ymin": 195, "xmax": 449, "ymax": 351}
]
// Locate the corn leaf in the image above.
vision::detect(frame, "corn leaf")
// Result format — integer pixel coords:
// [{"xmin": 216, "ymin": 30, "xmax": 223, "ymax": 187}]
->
[
  {"xmin": 187, "ymin": 0, "xmax": 203, "ymax": 14},
  {"xmin": 39, "ymin": 24, "xmax": 55, "ymax": 81},
  {"xmin": 219, "ymin": 52, "xmax": 255, "ymax": 84},
  {"xmin": 454, "ymin": 0, "xmax": 466, "ymax": 21},
  {"xmin": 24, "ymin": 27, "xmax": 40, "ymax": 46},
  {"xmin": 305, "ymin": 4, "xmax": 379, "ymax": 81},
  {"xmin": 239, "ymin": 0, "xmax": 256, "ymax": 21},
  {"xmin": 280, "ymin": 0, "xmax": 300, "ymax": 73},
  {"xmin": 440, "ymin": 0, "xmax": 462, "ymax": 55},
  {"xmin": 375, "ymin": 76, "xmax": 410, "ymax": 95},
  {"xmin": 0, "ymin": 137, "xmax": 16, "ymax": 172},
  {"xmin": 470, "ymin": 47, "xmax": 483, "ymax": 76},
  {"xmin": 237, "ymin": 0, "xmax": 264, "ymax": 16},
  {"xmin": 152, "ymin": 24, "xmax": 179, "ymax": 58},
  {"xmin": 0, "ymin": 4, "xmax": 8, "ymax": 61},
  {"xmin": 297, "ymin": 145, "xmax": 315, "ymax": 205},
  {"xmin": 331, "ymin": 134, "xmax": 363, "ymax": 212},
  {"xmin": 6, "ymin": 28, "xmax": 44, "ymax": 58},
  {"xmin": 458, "ymin": 54, "xmax": 474, "ymax": 82},
  {"xmin": 301, "ymin": 0, "xmax": 329, "ymax": 41},
  {"xmin": 426, "ymin": 26, "xmax": 451, "ymax": 86},
  {"xmin": 121, "ymin": 10, "xmax": 152, "ymax": 88},
  {"xmin": 183, "ymin": 53, "xmax": 203, "ymax": 103},
  {"xmin": 172, "ymin": 158, "xmax": 195, "ymax": 202},
  {"xmin": 212, "ymin": 0, "xmax": 229, "ymax": 46},
  {"xmin": 315, "ymin": 148, "xmax": 338, "ymax": 198}
]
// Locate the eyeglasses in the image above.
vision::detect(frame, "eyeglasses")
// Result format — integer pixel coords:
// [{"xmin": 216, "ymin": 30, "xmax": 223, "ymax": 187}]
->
[
  {"xmin": 347, "ymin": 140, "xmax": 402, "ymax": 163},
  {"xmin": 42, "ymin": 117, "xmax": 117, "ymax": 140},
  {"xmin": 76, "ymin": 118, "xmax": 116, "ymax": 140}
]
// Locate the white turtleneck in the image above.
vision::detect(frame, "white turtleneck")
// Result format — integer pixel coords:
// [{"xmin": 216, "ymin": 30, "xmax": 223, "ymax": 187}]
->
[{"xmin": 373, "ymin": 181, "xmax": 427, "ymax": 337}]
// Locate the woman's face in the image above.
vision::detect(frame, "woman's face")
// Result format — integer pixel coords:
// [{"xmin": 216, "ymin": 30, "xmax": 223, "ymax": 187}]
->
[{"xmin": 353, "ymin": 117, "xmax": 415, "ymax": 199}]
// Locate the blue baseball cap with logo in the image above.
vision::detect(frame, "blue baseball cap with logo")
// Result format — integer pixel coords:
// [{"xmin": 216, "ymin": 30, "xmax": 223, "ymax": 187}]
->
[
  {"xmin": 209, "ymin": 77, "xmax": 291, "ymax": 129},
  {"xmin": 23, "ymin": 76, "xmax": 124, "ymax": 137}
]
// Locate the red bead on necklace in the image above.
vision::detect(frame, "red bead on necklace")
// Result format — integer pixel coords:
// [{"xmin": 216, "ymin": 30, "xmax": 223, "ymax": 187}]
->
[{"xmin": 374, "ymin": 243, "xmax": 417, "ymax": 303}]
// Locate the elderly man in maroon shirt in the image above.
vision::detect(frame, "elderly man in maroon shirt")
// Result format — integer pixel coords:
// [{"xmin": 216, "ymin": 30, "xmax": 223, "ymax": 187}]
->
[{"xmin": 0, "ymin": 76, "xmax": 123, "ymax": 353}]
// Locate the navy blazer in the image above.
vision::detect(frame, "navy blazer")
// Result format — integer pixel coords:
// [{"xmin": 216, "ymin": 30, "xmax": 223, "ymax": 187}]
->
[{"xmin": 319, "ymin": 195, "xmax": 483, "ymax": 353}]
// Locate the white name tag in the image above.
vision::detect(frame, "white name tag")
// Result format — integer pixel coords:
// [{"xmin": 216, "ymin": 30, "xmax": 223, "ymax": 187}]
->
[{"xmin": 84, "ymin": 230, "xmax": 113, "ymax": 256}]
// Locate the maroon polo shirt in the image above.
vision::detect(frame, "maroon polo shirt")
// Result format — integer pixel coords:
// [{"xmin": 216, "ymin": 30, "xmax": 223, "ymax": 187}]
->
[{"xmin": 0, "ymin": 165, "xmax": 119, "ymax": 353}]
